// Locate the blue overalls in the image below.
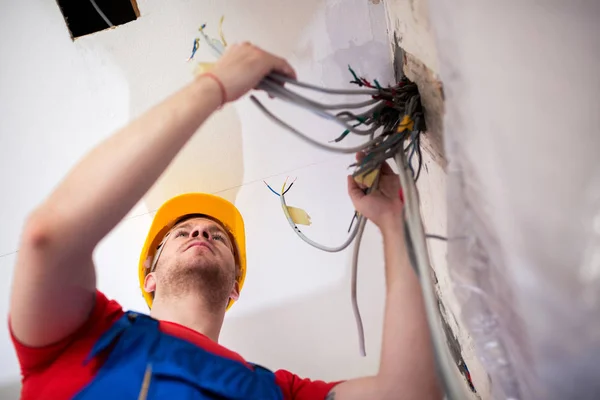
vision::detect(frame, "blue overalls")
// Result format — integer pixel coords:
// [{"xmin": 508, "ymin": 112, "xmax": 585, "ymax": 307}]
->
[{"xmin": 74, "ymin": 311, "xmax": 284, "ymax": 400}]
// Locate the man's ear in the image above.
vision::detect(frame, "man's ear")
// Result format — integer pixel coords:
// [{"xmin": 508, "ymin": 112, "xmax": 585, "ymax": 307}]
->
[
  {"xmin": 229, "ymin": 280, "xmax": 240, "ymax": 301},
  {"xmin": 144, "ymin": 272, "xmax": 157, "ymax": 294}
]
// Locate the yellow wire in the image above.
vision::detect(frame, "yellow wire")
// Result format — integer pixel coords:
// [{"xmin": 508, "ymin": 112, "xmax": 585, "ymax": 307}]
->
[
  {"xmin": 219, "ymin": 16, "xmax": 227, "ymax": 47},
  {"xmin": 281, "ymin": 177, "xmax": 289, "ymax": 194}
]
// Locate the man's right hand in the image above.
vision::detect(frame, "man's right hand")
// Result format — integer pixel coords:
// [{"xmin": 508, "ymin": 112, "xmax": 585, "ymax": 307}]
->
[
  {"xmin": 347, "ymin": 152, "xmax": 404, "ymax": 236},
  {"xmin": 10, "ymin": 43, "xmax": 295, "ymax": 348},
  {"xmin": 211, "ymin": 42, "xmax": 296, "ymax": 102}
]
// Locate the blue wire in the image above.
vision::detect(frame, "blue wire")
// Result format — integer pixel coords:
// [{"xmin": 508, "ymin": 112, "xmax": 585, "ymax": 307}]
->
[
  {"xmin": 188, "ymin": 39, "xmax": 199, "ymax": 60},
  {"xmin": 263, "ymin": 181, "xmax": 280, "ymax": 197}
]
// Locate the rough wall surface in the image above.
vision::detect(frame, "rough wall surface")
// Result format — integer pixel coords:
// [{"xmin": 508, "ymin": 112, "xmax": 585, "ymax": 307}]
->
[
  {"xmin": 428, "ymin": 0, "xmax": 600, "ymax": 398},
  {"xmin": 384, "ymin": 1, "xmax": 490, "ymax": 398}
]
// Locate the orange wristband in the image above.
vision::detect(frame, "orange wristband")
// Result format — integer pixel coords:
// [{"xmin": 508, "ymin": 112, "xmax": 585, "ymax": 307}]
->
[{"xmin": 203, "ymin": 72, "xmax": 227, "ymax": 107}]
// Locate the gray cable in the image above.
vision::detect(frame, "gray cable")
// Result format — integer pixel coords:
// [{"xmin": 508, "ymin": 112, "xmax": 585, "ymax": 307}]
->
[
  {"xmin": 268, "ymin": 73, "xmax": 382, "ymax": 95},
  {"xmin": 278, "ymin": 174, "xmax": 380, "ymax": 357},
  {"xmin": 250, "ymin": 95, "xmax": 382, "ymax": 154},
  {"xmin": 279, "ymin": 191, "xmax": 364, "ymax": 253},
  {"xmin": 425, "ymin": 234, "xmax": 448, "ymax": 242},
  {"xmin": 263, "ymin": 78, "xmax": 380, "ymax": 111},
  {"xmin": 351, "ymin": 215, "xmax": 368, "ymax": 357},
  {"xmin": 394, "ymin": 151, "xmax": 464, "ymax": 400},
  {"xmin": 89, "ymin": 0, "xmax": 114, "ymax": 27},
  {"xmin": 258, "ymin": 80, "xmax": 380, "ymax": 136}
]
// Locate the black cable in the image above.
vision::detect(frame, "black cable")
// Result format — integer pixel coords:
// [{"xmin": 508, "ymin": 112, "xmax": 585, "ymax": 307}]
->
[
  {"xmin": 347, "ymin": 211, "xmax": 358, "ymax": 233},
  {"xmin": 415, "ymin": 135, "xmax": 423, "ymax": 182},
  {"xmin": 425, "ymin": 234, "xmax": 448, "ymax": 241},
  {"xmin": 282, "ymin": 182, "xmax": 294, "ymax": 196}
]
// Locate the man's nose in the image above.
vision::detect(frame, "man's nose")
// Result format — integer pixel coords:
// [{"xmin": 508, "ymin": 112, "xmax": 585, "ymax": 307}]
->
[{"xmin": 190, "ymin": 228, "xmax": 210, "ymax": 240}]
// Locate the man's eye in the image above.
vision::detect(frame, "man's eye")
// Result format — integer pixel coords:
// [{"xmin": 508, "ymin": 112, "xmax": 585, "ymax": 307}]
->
[
  {"xmin": 176, "ymin": 231, "xmax": 187, "ymax": 238},
  {"xmin": 212, "ymin": 233, "xmax": 225, "ymax": 242}
]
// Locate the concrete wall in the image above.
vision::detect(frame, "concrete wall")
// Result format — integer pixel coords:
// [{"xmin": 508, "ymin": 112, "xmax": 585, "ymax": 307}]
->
[
  {"xmin": 427, "ymin": 1, "xmax": 600, "ymax": 398},
  {"xmin": 384, "ymin": 1, "xmax": 490, "ymax": 398}
]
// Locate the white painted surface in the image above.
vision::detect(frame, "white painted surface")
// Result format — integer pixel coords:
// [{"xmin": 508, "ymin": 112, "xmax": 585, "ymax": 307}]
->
[
  {"xmin": 385, "ymin": 1, "xmax": 488, "ymax": 398},
  {"xmin": 0, "ymin": 0, "xmax": 401, "ymax": 396},
  {"xmin": 428, "ymin": 0, "xmax": 600, "ymax": 399}
]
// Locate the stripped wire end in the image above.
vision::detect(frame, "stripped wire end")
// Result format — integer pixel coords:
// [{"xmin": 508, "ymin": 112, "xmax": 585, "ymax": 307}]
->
[
  {"xmin": 282, "ymin": 177, "xmax": 297, "ymax": 196},
  {"xmin": 218, "ymin": 16, "xmax": 227, "ymax": 47},
  {"xmin": 331, "ymin": 130, "xmax": 350, "ymax": 143},
  {"xmin": 347, "ymin": 211, "xmax": 359, "ymax": 233},
  {"xmin": 263, "ymin": 181, "xmax": 280, "ymax": 197},
  {"xmin": 187, "ymin": 38, "xmax": 200, "ymax": 62},
  {"xmin": 348, "ymin": 65, "xmax": 364, "ymax": 87}
]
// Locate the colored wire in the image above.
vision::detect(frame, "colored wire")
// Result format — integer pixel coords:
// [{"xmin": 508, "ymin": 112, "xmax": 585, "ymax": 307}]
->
[
  {"xmin": 263, "ymin": 181, "xmax": 280, "ymax": 197},
  {"xmin": 187, "ymin": 38, "xmax": 200, "ymax": 61},
  {"xmin": 89, "ymin": 0, "xmax": 114, "ymax": 27},
  {"xmin": 282, "ymin": 182, "xmax": 295, "ymax": 196},
  {"xmin": 264, "ymin": 178, "xmax": 295, "ymax": 197},
  {"xmin": 347, "ymin": 211, "xmax": 359, "ymax": 233},
  {"xmin": 218, "ymin": 16, "xmax": 227, "ymax": 47},
  {"xmin": 278, "ymin": 183, "xmax": 369, "ymax": 252},
  {"xmin": 415, "ymin": 135, "xmax": 423, "ymax": 182}
]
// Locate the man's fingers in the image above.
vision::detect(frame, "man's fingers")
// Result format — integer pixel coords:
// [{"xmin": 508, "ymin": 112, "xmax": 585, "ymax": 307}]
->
[
  {"xmin": 347, "ymin": 175, "xmax": 366, "ymax": 202},
  {"xmin": 355, "ymin": 152, "xmax": 366, "ymax": 162},
  {"xmin": 380, "ymin": 160, "xmax": 395, "ymax": 176},
  {"xmin": 272, "ymin": 57, "xmax": 297, "ymax": 79}
]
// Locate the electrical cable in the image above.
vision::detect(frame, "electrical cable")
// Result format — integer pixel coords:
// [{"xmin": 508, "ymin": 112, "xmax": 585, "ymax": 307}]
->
[
  {"xmin": 263, "ymin": 181, "xmax": 281, "ymax": 197},
  {"xmin": 258, "ymin": 80, "xmax": 382, "ymax": 136},
  {"xmin": 347, "ymin": 211, "xmax": 359, "ymax": 233},
  {"xmin": 89, "ymin": 0, "xmax": 114, "ymax": 28},
  {"xmin": 351, "ymin": 215, "xmax": 368, "ymax": 356},
  {"xmin": 425, "ymin": 234, "xmax": 448, "ymax": 241},
  {"xmin": 267, "ymin": 72, "xmax": 382, "ymax": 96},
  {"xmin": 279, "ymin": 190, "xmax": 365, "ymax": 253},
  {"xmin": 264, "ymin": 77, "xmax": 381, "ymax": 111},
  {"xmin": 250, "ymin": 95, "xmax": 383, "ymax": 154},
  {"xmin": 282, "ymin": 182, "xmax": 294, "ymax": 196},
  {"xmin": 394, "ymin": 152, "xmax": 463, "ymax": 400},
  {"xmin": 349, "ymin": 172, "xmax": 380, "ymax": 357},
  {"xmin": 415, "ymin": 135, "xmax": 423, "ymax": 182},
  {"xmin": 197, "ymin": 26, "xmax": 457, "ymax": 395}
]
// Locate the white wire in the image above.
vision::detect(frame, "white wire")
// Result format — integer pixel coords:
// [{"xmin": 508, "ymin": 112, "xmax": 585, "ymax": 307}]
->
[
  {"xmin": 279, "ymin": 193, "xmax": 363, "ymax": 253},
  {"xmin": 351, "ymin": 216, "xmax": 368, "ymax": 356},
  {"xmin": 279, "ymin": 174, "xmax": 380, "ymax": 357},
  {"xmin": 89, "ymin": 0, "xmax": 114, "ymax": 27}
]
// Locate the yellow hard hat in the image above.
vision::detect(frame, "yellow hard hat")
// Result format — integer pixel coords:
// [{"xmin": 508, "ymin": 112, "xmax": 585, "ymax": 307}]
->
[{"xmin": 138, "ymin": 193, "xmax": 246, "ymax": 310}]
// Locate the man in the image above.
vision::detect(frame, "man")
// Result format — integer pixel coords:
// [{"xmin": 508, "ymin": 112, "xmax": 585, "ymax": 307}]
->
[{"xmin": 9, "ymin": 43, "xmax": 441, "ymax": 399}]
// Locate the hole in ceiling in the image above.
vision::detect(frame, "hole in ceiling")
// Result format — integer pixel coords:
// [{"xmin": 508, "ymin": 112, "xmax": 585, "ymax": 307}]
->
[{"xmin": 56, "ymin": 0, "xmax": 140, "ymax": 39}]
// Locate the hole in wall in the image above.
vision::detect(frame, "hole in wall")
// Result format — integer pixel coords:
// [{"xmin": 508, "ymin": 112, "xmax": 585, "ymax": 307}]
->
[{"xmin": 56, "ymin": 0, "xmax": 140, "ymax": 39}]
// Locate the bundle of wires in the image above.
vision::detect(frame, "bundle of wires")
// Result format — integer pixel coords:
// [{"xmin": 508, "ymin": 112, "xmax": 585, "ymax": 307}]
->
[
  {"xmin": 196, "ymin": 24, "xmax": 451, "ymax": 369},
  {"xmin": 258, "ymin": 67, "xmax": 426, "ymax": 357}
]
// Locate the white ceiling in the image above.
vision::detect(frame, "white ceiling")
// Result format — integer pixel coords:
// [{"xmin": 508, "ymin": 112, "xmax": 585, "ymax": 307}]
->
[{"xmin": 0, "ymin": 0, "xmax": 403, "ymax": 393}]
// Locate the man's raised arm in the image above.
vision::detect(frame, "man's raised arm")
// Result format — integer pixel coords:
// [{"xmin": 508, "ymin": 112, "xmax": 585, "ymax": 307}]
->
[{"xmin": 9, "ymin": 43, "xmax": 296, "ymax": 347}]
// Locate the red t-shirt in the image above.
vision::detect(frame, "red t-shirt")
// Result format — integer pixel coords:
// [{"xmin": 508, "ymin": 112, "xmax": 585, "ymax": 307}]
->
[{"xmin": 10, "ymin": 291, "xmax": 338, "ymax": 400}]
